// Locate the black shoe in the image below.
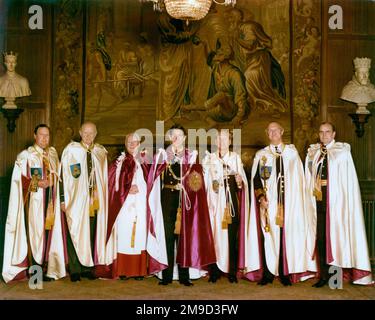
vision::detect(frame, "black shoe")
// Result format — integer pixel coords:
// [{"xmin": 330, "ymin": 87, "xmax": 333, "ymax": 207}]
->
[
  {"xmin": 312, "ymin": 279, "xmax": 328, "ymax": 288},
  {"xmin": 280, "ymin": 277, "xmax": 292, "ymax": 286},
  {"xmin": 42, "ymin": 275, "xmax": 54, "ymax": 282},
  {"xmin": 257, "ymin": 276, "xmax": 274, "ymax": 286},
  {"xmin": 179, "ymin": 280, "xmax": 194, "ymax": 287},
  {"xmin": 70, "ymin": 273, "xmax": 81, "ymax": 282},
  {"xmin": 208, "ymin": 274, "xmax": 219, "ymax": 283},
  {"xmin": 134, "ymin": 276, "xmax": 144, "ymax": 281},
  {"xmin": 81, "ymin": 271, "xmax": 98, "ymax": 280},
  {"xmin": 228, "ymin": 275, "xmax": 238, "ymax": 283},
  {"xmin": 158, "ymin": 280, "xmax": 170, "ymax": 286}
]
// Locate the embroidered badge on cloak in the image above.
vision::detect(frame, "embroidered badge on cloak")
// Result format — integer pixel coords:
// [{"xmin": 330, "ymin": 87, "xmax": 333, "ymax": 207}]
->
[
  {"xmin": 70, "ymin": 163, "xmax": 81, "ymax": 178},
  {"xmin": 187, "ymin": 170, "xmax": 203, "ymax": 192}
]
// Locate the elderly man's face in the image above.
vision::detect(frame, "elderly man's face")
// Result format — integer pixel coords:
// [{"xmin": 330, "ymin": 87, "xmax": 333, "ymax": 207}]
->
[
  {"xmin": 80, "ymin": 123, "xmax": 97, "ymax": 146},
  {"xmin": 267, "ymin": 123, "xmax": 284, "ymax": 145},
  {"xmin": 125, "ymin": 134, "xmax": 140, "ymax": 155},
  {"xmin": 355, "ymin": 68, "xmax": 370, "ymax": 85}
]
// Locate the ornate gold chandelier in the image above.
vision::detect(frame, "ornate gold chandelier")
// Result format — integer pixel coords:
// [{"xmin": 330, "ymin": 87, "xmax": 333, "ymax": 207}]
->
[{"xmin": 140, "ymin": 0, "xmax": 236, "ymax": 21}]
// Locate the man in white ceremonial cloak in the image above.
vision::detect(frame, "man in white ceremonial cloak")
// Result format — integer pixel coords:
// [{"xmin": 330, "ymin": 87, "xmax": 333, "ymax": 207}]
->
[
  {"xmin": 2, "ymin": 124, "xmax": 66, "ymax": 283},
  {"xmin": 60, "ymin": 122, "xmax": 108, "ymax": 282},
  {"xmin": 202, "ymin": 129, "xmax": 251, "ymax": 283},
  {"xmin": 248, "ymin": 122, "xmax": 316, "ymax": 286},
  {"xmin": 305, "ymin": 122, "xmax": 373, "ymax": 287}
]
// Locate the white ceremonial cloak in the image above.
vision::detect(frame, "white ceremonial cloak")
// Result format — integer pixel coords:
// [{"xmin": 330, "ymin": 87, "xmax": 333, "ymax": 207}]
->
[
  {"xmin": 248, "ymin": 144, "xmax": 317, "ymax": 277},
  {"xmin": 145, "ymin": 150, "xmax": 169, "ymax": 274},
  {"xmin": 60, "ymin": 142, "xmax": 108, "ymax": 267},
  {"xmin": 2, "ymin": 146, "xmax": 66, "ymax": 283},
  {"xmin": 202, "ymin": 151, "xmax": 251, "ymax": 273},
  {"xmin": 305, "ymin": 140, "xmax": 373, "ymax": 285}
]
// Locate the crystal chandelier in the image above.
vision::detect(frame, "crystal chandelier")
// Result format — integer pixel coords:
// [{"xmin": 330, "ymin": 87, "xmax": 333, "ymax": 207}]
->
[{"xmin": 140, "ymin": 0, "xmax": 236, "ymax": 21}]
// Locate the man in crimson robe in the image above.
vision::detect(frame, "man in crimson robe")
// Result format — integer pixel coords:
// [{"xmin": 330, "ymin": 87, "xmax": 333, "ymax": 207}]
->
[
  {"xmin": 104, "ymin": 133, "xmax": 167, "ymax": 279},
  {"xmin": 148, "ymin": 124, "xmax": 216, "ymax": 286}
]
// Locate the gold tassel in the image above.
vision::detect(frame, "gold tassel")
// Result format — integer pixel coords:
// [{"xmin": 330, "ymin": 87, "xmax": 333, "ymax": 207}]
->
[
  {"xmin": 276, "ymin": 203, "xmax": 284, "ymax": 227},
  {"xmin": 174, "ymin": 207, "xmax": 182, "ymax": 235},
  {"xmin": 89, "ymin": 188, "xmax": 100, "ymax": 217},
  {"xmin": 131, "ymin": 218, "xmax": 137, "ymax": 248},
  {"xmin": 313, "ymin": 176, "xmax": 322, "ymax": 201},
  {"xmin": 45, "ymin": 201, "xmax": 55, "ymax": 230},
  {"xmin": 313, "ymin": 188, "xmax": 322, "ymax": 201},
  {"xmin": 225, "ymin": 206, "xmax": 232, "ymax": 225},
  {"xmin": 264, "ymin": 209, "xmax": 270, "ymax": 233},
  {"xmin": 221, "ymin": 219, "xmax": 228, "ymax": 230},
  {"xmin": 222, "ymin": 206, "xmax": 231, "ymax": 229}
]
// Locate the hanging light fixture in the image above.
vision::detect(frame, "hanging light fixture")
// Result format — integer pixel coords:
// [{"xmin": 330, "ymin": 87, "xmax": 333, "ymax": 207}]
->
[
  {"xmin": 140, "ymin": 0, "xmax": 236, "ymax": 22},
  {"xmin": 164, "ymin": 0, "xmax": 212, "ymax": 21}
]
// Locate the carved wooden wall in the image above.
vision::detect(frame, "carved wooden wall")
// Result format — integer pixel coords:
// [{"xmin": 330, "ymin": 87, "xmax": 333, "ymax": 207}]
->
[
  {"xmin": 0, "ymin": 0, "xmax": 52, "ymax": 270},
  {"xmin": 321, "ymin": 0, "xmax": 375, "ymax": 268}
]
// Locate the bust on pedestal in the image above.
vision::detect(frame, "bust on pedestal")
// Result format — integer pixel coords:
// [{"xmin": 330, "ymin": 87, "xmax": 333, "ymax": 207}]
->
[
  {"xmin": 0, "ymin": 51, "xmax": 31, "ymax": 109},
  {"xmin": 340, "ymin": 57, "xmax": 375, "ymax": 114},
  {"xmin": 0, "ymin": 51, "xmax": 31, "ymax": 132}
]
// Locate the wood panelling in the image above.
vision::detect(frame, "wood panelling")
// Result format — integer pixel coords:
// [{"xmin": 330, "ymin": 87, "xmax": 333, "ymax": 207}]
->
[
  {"xmin": 322, "ymin": 0, "xmax": 375, "ymax": 188},
  {"xmin": 0, "ymin": 177, "xmax": 10, "ymax": 276},
  {"xmin": 322, "ymin": 0, "xmax": 375, "ymax": 269},
  {"xmin": 327, "ymin": 105, "xmax": 375, "ymax": 180},
  {"xmin": 324, "ymin": 39, "xmax": 375, "ymax": 108},
  {"xmin": 0, "ymin": 108, "xmax": 47, "ymax": 176},
  {"xmin": 0, "ymin": 0, "xmax": 52, "ymax": 176},
  {"xmin": 363, "ymin": 200, "xmax": 375, "ymax": 269}
]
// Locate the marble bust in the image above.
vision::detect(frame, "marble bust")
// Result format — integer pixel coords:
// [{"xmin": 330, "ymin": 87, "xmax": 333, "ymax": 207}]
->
[
  {"xmin": 0, "ymin": 51, "xmax": 31, "ymax": 109},
  {"xmin": 340, "ymin": 57, "xmax": 375, "ymax": 114}
]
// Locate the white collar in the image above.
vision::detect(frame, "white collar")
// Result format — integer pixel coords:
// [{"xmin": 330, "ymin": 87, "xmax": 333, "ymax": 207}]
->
[
  {"xmin": 324, "ymin": 140, "xmax": 335, "ymax": 149},
  {"xmin": 271, "ymin": 143, "xmax": 283, "ymax": 152},
  {"xmin": 218, "ymin": 150, "xmax": 230, "ymax": 160},
  {"xmin": 34, "ymin": 144, "xmax": 48, "ymax": 155}
]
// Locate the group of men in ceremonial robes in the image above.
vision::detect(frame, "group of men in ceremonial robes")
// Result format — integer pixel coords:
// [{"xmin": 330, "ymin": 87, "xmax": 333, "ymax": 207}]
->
[
  {"xmin": 247, "ymin": 122, "xmax": 372, "ymax": 287},
  {"xmin": 2, "ymin": 121, "xmax": 373, "ymax": 288}
]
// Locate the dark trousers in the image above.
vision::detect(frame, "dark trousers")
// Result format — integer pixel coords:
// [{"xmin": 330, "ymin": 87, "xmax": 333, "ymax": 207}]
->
[
  {"xmin": 161, "ymin": 188, "xmax": 189, "ymax": 282},
  {"xmin": 211, "ymin": 218, "xmax": 239, "ymax": 278},
  {"xmin": 228, "ymin": 217, "xmax": 239, "ymax": 276},
  {"xmin": 66, "ymin": 215, "xmax": 97, "ymax": 275},
  {"xmin": 316, "ymin": 186, "xmax": 329, "ymax": 280},
  {"xmin": 211, "ymin": 175, "xmax": 240, "ymax": 277}
]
